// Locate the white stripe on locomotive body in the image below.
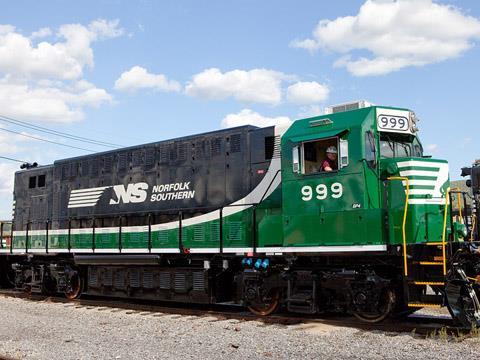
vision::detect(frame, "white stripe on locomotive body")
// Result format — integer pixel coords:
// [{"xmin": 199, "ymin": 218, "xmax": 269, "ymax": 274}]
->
[
  {"xmin": 67, "ymin": 186, "xmax": 109, "ymax": 208},
  {"xmin": 70, "ymin": 186, "xmax": 110, "ymax": 194},
  {"xmin": 94, "ymin": 249, "xmax": 121, "ymax": 253},
  {"xmin": 397, "ymin": 160, "xmax": 449, "ymax": 205},
  {"xmin": 68, "ymin": 203, "xmax": 99, "ymax": 208},
  {"xmin": 402, "ymin": 180, "xmax": 437, "ymax": 186},
  {"xmin": 396, "ymin": 160, "xmax": 442, "ymax": 168},
  {"xmin": 48, "ymin": 249, "xmax": 70, "ymax": 253}
]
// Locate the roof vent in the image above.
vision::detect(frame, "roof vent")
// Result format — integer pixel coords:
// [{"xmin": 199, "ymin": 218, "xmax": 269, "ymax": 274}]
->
[{"xmin": 324, "ymin": 100, "xmax": 373, "ymax": 115}]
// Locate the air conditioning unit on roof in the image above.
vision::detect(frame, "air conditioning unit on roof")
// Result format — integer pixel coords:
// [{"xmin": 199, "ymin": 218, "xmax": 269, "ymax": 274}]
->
[{"xmin": 324, "ymin": 100, "xmax": 373, "ymax": 115}]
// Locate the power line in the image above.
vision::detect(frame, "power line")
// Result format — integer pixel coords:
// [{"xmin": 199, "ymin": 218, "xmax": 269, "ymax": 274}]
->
[
  {"xmin": 0, "ymin": 155, "xmax": 29, "ymax": 163},
  {"xmin": 0, "ymin": 114, "xmax": 124, "ymax": 148},
  {"xmin": 0, "ymin": 127, "xmax": 94, "ymax": 152}
]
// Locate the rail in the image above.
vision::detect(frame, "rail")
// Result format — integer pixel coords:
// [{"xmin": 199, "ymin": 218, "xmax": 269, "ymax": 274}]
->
[{"xmin": 387, "ymin": 177, "xmax": 410, "ymax": 277}]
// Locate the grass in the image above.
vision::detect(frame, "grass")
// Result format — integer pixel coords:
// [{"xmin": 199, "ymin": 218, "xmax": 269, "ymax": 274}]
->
[{"xmin": 423, "ymin": 325, "xmax": 480, "ymax": 342}]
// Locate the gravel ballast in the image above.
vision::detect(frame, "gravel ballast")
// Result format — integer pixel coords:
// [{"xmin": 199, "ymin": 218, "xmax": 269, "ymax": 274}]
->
[{"xmin": 0, "ymin": 296, "xmax": 479, "ymax": 360}]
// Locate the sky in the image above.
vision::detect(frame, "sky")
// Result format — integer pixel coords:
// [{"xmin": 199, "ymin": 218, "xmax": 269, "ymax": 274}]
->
[{"xmin": 0, "ymin": 0, "xmax": 480, "ymax": 218}]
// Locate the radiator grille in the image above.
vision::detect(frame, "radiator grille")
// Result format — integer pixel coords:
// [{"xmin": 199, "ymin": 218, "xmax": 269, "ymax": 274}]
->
[
  {"xmin": 228, "ymin": 221, "xmax": 243, "ymax": 242},
  {"xmin": 114, "ymin": 270, "xmax": 125, "ymax": 289},
  {"xmin": 159, "ymin": 272, "xmax": 171, "ymax": 290},
  {"xmin": 143, "ymin": 271, "xmax": 154, "ymax": 289},
  {"xmin": 192, "ymin": 272, "xmax": 205, "ymax": 291},
  {"xmin": 174, "ymin": 273, "xmax": 186, "ymax": 292},
  {"xmin": 88, "ymin": 268, "xmax": 98, "ymax": 287},
  {"xmin": 129, "ymin": 270, "xmax": 140, "ymax": 288},
  {"xmin": 230, "ymin": 134, "xmax": 241, "ymax": 153}
]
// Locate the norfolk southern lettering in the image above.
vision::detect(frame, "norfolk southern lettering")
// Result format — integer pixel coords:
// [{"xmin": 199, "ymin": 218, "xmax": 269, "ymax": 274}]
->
[
  {"xmin": 150, "ymin": 182, "xmax": 195, "ymax": 202},
  {"xmin": 68, "ymin": 181, "xmax": 196, "ymax": 208}
]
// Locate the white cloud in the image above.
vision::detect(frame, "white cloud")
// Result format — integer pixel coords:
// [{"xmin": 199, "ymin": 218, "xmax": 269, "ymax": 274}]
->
[
  {"xmin": 0, "ymin": 19, "xmax": 123, "ymax": 81},
  {"xmin": 0, "ymin": 79, "xmax": 112, "ymax": 122},
  {"xmin": 114, "ymin": 66, "xmax": 181, "ymax": 93},
  {"xmin": 426, "ymin": 144, "xmax": 438, "ymax": 153},
  {"xmin": 30, "ymin": 27, "xmax": 52, "ymax": 39},
  {"xmin": 291, "ymin": 0, "xmax": 480, "ymax": 76},
  {"xmin": 298, "ymin": 105, "xmax": 323, "ymax": 118},
  {"xmin": 0, "ymin": 163, "xmax": 16, "ymax": 193},
  {"xmin": 186, "ymin": 68, "xmax": 292, "ymax": 105},
  {"xmin": 287, "ymin": 81, "xmax": 329, "ymax": 104},
  {"xmin": 221, "ymin": 109, "xmax": 291, "ymax": 128},
  {"xmin": 0, "ymin": 19, "xmax": 121, "ymax": 122}
]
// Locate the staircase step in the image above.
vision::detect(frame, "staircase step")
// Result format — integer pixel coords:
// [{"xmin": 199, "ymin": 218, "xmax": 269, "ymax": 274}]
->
[
  {"xmin": 412, "ymin": 281, "xmax": 445, "ymax": 286},
  {"xmin": 425, "ymin": 242, "xmax": 444, "ymax": 246},
  {"xmin": 419, "ymin": 261, "xmax": 444, "ymax": 266},
  {"xmin": 408, "ymin": 302, "xmax": 442, "ymax": 308}
]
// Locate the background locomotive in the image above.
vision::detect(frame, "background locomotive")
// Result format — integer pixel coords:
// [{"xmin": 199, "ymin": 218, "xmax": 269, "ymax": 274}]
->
[{"xmin": 1, "ymin": 101, "xmax": 480, "ymax": 327}]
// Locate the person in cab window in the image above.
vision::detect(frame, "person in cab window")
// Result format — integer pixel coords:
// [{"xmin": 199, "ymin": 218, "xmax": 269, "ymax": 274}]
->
[{"xmin": 322, "ymin": 146, "xmax": 338, "ymax": 172}]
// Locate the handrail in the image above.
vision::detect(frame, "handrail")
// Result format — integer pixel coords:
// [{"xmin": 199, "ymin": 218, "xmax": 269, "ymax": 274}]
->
[
  {"xmin": 387, "ymin": 177, "xmax": 410, "ymax": 277},
  {"xmin": 441, "ymin": 188, "xmax": 450, "ymax": 276},
  {"xmin": 450, "ymin": 187, "xmax": 464, "ymax": 223},
  {"xmin": 471, "ymin": 214, "xmax": 477, "ymax": 242}
]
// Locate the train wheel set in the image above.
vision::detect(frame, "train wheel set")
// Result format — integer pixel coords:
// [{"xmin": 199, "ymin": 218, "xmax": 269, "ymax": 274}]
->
[{"xmin": 1, "ymin": 102, "xmax": 480, "ymax": 328}]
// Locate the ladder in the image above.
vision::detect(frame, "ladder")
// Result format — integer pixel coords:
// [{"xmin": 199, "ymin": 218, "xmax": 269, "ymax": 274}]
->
[{"xmin": 388, "ymin": 178, "xmax": 450, "ymax": 308}]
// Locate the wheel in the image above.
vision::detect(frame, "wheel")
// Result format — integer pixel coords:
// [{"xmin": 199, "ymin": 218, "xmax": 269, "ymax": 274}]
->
[
  {"xmin": 353, "ymin": 288, "xmax": 396, "ymax": 323},
  {"xmin": 247, "ymin": 289, "xmax": 280, "ymax": 316},
  {"xmin": 23, "ymin": 275, "xmax": 32, "ymax": 295},
  {"xmin": 446, "ymin": 280, "xmax": 480, "ymax": 328},
  {"xmin": 65, "ymin": 272, "xmax": 83, "ymax": 300}
]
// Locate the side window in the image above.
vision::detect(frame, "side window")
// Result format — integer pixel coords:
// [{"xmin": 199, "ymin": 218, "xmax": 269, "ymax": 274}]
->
[
  {"xmin": 365, "ymin": 131, "xmax": 377, "ymax": 168},
  {"xmin": 37, "ymin": 175, "xmax": 46, "ymax": 187},
  {"xmin": 303, "ymin": 138, "xmax": 338, "ymax": 175},
  {"xmin": 28, "ymin": 176, "xmax": 36, "ymax": 189}
]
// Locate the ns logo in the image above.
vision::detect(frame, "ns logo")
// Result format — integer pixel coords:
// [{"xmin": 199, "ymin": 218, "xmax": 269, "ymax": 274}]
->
[{"xmin": 109, "ymin": 182, "xmax": 148, "ymax": 205}]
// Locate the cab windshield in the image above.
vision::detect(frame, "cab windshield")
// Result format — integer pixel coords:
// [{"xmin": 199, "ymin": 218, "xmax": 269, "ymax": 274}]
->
[{"xmin": 379, "ymin": 134, "xmax": 423, "ymax": 159}]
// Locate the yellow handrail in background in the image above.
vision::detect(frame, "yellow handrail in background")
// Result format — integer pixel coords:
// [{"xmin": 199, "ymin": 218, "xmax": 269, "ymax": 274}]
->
[{"xmin": 441, "ymin": 188, "xmax": 451, "ymax": 276}]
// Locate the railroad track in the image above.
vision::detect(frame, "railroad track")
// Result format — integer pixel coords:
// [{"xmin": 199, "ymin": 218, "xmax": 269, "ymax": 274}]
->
[{"xmin": 0, "ymin": 289, "xmax": 457, "ymax": 336}]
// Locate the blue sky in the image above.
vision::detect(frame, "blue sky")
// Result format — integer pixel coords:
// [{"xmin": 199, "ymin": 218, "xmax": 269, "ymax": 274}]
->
[{"xmin": 0, "ymin": 0, "xmax": 479, "ymax": 218}]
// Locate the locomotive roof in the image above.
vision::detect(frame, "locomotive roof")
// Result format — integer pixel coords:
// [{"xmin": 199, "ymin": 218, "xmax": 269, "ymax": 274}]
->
[
  {"xmin": 284, "ymin": 105, "xmax": 411, "ymax": 140},
  {"xmin": 52, "ymin": 124, "xmax": 262, "ymax": 165}
]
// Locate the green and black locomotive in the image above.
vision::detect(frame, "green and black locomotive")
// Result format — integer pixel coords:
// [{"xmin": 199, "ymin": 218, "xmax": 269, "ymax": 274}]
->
[{"xmin": 1, "ymin": 102, "xmax": 480, "ymax": 326}]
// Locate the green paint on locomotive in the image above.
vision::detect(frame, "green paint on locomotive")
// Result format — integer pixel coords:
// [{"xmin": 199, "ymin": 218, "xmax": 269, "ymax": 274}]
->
[{"xmin": 11, "ymin": 105, "xmax": 452, "ymax": 253}]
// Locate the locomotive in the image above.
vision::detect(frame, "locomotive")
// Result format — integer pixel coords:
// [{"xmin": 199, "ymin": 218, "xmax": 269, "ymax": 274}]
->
[{"xmin": 1, "ymin": 102, "xmax": 480, "ymax": 327}]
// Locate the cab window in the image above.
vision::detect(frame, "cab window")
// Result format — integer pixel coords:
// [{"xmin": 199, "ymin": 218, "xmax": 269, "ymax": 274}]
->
[
  {"xmin": 379, "ymin": 134, "xmax": 423, "ymax": 159},
  {"xmin": 302, "ymin": 137, "xmax": 338, "ymax": 175}
]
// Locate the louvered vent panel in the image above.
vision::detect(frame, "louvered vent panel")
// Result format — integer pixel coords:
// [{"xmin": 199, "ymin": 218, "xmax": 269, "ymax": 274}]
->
[
  {"xmin": 228, "ymin": 221, "xmax": 243, "ymax": 243},
  {"xmin": 103, "ymin": 269, "xmax": 113, "ymax": 286},
  {"xmin": 132, "ymin": 150, "xmax": 143, "ymax": 167},
  {"xmin": 88, "ymin": 268, "xmax": 98, "ymax": 287},
  {"xmin": 129, "ymin": 270, "xmax": 141, "ymax": 288},
  {"xmin": 193, "ymin": 224, "xmax": 204, "ymax": 242},
  {"xmin": 178, "ymin": 143, "xmax": 187, "ymax": 162},
  {"xmin": 159, "ymin": 272, "xmax": 171, "ymax": 289},
  {"xmin": 230, "ymin": 134, "xmax": 241, "ymax": 153},
  {"xmin": 273, "ymin": 135, "xmax": 281, "ymax": 158},
  {"xmin": 211, "ymin": 138, "xmax": 221, "ymax": 156},
  {"xmin": 104, "ymin": 156, "xmax": 113, "ymax": 173},
  {"xmin": 192, "ymin": 272, "xmax": 205, "ymax": 291},
  {"xmin": 118, "ymin": 153, "xmax": 127, "ymax": 170},
  {"xmin": 210, "ymin": 221, "xmax": 220, "ymax": 243},
  {"xmin": 143, "ymin": 271, "xmax": 154, "ymax": 289},
  {"xmin": 159, "ymin": 145, "xmax": 169, "ymax": 163},
  {"xmin": 145, "ymin": 148, "xmax": 155, "ymax": 168},
  {"xmin": 114, "ymin": 270, "xmax": 125, "ymax": 289},
  {"xmin": 174, "ymin": 273, "xmax": 186, "ymax": 291}
]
